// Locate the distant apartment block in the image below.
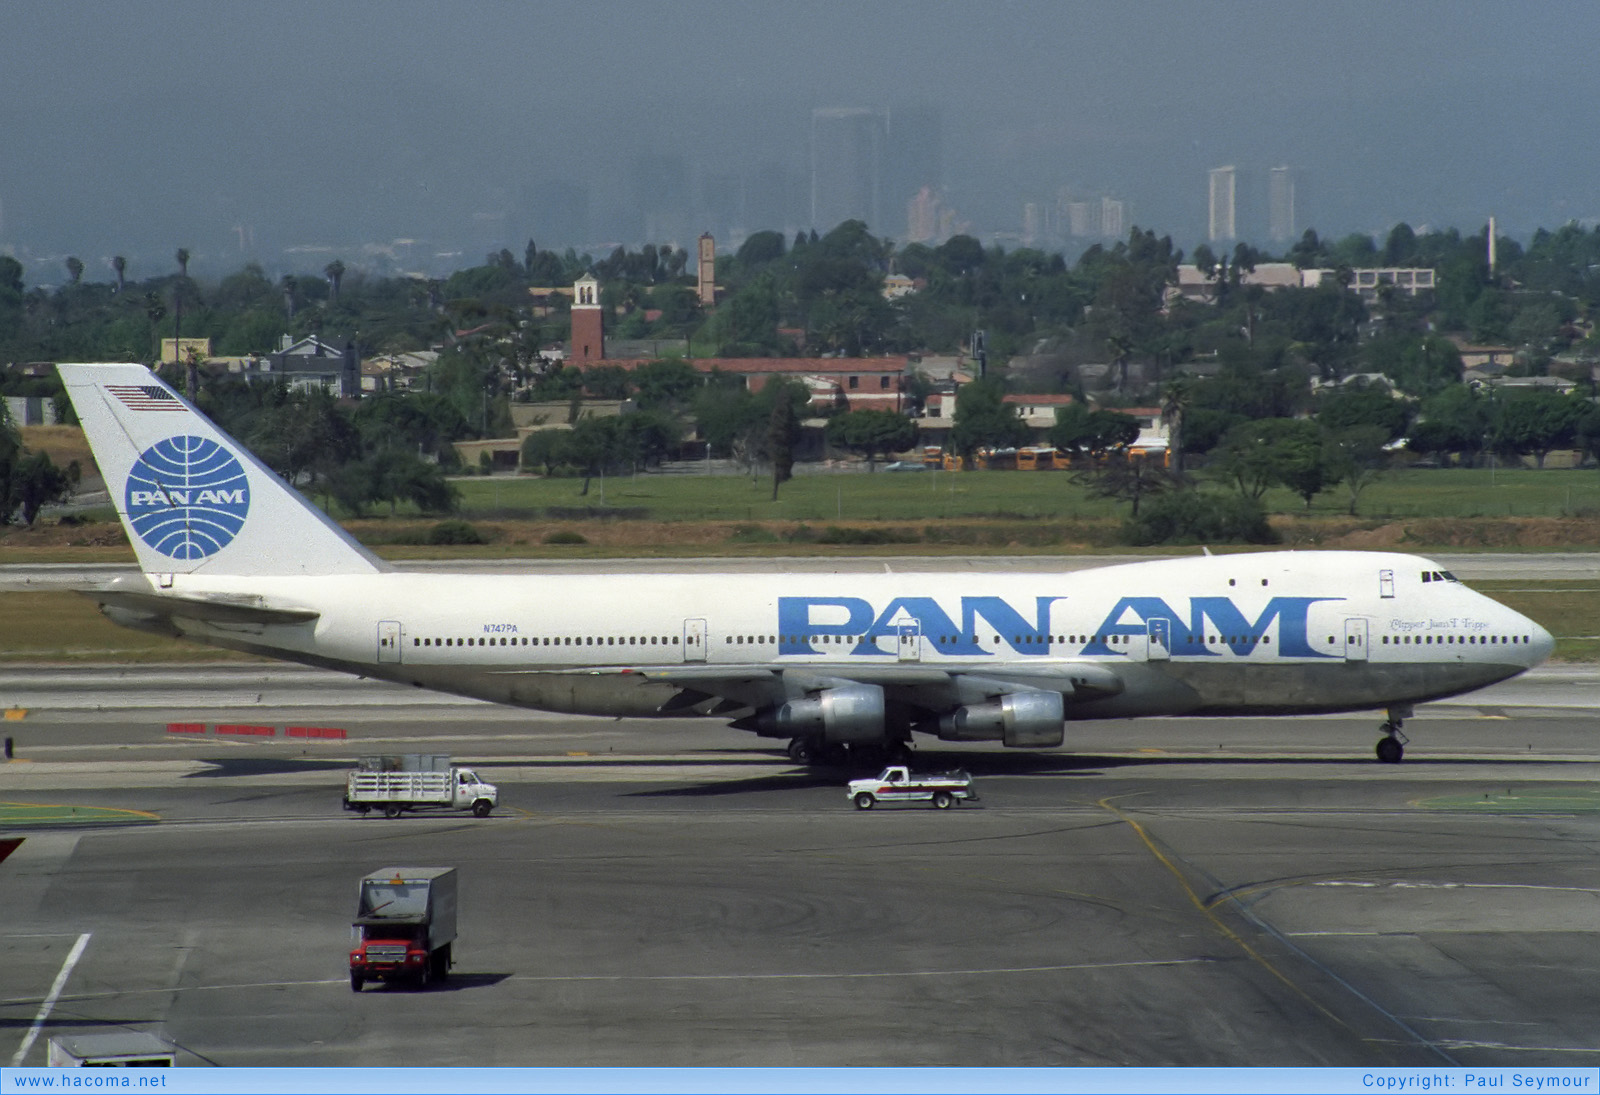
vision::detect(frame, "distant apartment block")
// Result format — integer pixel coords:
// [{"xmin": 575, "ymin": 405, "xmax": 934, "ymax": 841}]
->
[
  {"xmin": 907, "ymin": 186, "xmax": 941, "ymax": 243},
  {"xmin": 1173, "ymin": 263, "xmax": 1436, "ymax": 304},
  {"xmin": 811, "ymin": 107, "xmax": 885, "ymax": 231},
  {"xmin": 1268, "ymin": 166, "xmax": 1296, "ymax": 244},
  {"xmin": 1208, "ymin": 166, "xmax": 1237, "ymax": 242},
  {"xmin": 1100, "ymin": 197, "xmax": 1126, "ymax": 239}
]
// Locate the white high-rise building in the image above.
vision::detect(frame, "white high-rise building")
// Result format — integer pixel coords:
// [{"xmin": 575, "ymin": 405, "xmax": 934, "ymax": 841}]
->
[
  {"xmin": 1268, "ymin": 166, "xmax": 1296, "ymax": 244},
  {"xmin": 1100, "ymin": 197, "xmax": 1125, "ymax": 239},
  {"xmin": 811, "ymin": 107, "xmax": 885, "ymax": 232},
  {"xmin": 1208, "ymin": 166, "xmax": 1237, "ymax": 242}
]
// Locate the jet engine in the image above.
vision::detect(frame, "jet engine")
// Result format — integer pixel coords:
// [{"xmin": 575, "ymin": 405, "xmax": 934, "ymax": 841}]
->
[
  {"xmin": 937, "ymin": 690, "xmax": 1064, "ymax": 748},
  {"xmin": 769, "ymin": 683, "xmax": 886, "ymax": 743}
]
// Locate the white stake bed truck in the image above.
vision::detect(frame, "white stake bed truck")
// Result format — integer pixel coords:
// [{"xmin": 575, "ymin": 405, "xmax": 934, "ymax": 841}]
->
[
  {"xmin": 847, "ymin": 766, "xmax": 977, "ymax": 810},
  {"xmin": 342, "ymin": 754, "xmax": 498, "ymax": 819}
]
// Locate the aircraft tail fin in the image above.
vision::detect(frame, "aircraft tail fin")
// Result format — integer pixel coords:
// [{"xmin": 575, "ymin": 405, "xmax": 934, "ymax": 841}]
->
[{"xmin": 58, "ymin": 363, "xmax": 387, "ymax": 577}]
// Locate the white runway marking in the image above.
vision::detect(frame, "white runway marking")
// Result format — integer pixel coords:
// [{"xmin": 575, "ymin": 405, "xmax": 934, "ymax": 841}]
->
[{"xmin": 10, "ymin": 931, "xmax": 90, "ymax": 1067}]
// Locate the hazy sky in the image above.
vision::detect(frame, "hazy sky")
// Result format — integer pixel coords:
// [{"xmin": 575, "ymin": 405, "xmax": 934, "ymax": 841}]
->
[{"xmin": 3, "ymin": 0, "xmax": 1596, "ymax": 282}]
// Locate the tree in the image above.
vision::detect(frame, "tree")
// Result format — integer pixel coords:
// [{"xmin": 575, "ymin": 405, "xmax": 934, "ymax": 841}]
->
[
  {"xmin": 1323, "ymin": 425, "xmax": 1390, "ymax": 516},
  {"xmin": 1160, "ymin": 376, "xmax": 1191, "ymax": 475},
  {"xmin": 566, "ymin": 415, "xmax": 621, "ymax": 496},
  {"xmin": 768, "ymin": 383, "xmax": 802, "ymax": 500},
  {"xmin": 1492, "ymin": 389, "xmax": 1586, "ymax": 468},
  {"xmin": 64, "ymin": 257, "xmax": 84, "ymax": 285},
  {"xmin": 324, "ymin": 259, "xmax": 346, "ymax": 301},
  {"xmin": 948, "ymin": 378, "xmax": 1027, "ymax": 461},
  {"xmin": 1077, "ymin": 451, "xmax": 1176, "ymax": 517},
  {"xmin": 175, "ymin": 248, "xmax": 190, "ymax": 278},
  {"xmin": 111, "ymin": 255, "xmax": 126, "ymax": 292},
  {"xmin": 826, "ymin": 409, "xmax": 917, "ymax": 470},
  {"xmin": 1316, "ymin": 382, "xmax": 1408, "ymax": 441},
  {"xmin": 1123, "ymin": 490, "xmax": 1277, "ymax": 546},
  {"xmin": 520, "ymin": 430, "xmax": 569, "ymax": 476},
  {"xmin": 630, "ymin": 359, "xmax": 701, "ymax": 410},
  {"xmin": 1048, "ymin": 404, "xmax": 1139, "ymax": 460}
]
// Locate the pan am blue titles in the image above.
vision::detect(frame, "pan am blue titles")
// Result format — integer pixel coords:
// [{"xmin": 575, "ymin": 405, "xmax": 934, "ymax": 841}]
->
[{"xmin": 61, "ymin": 364, "xmax": 1553, "ymax": 766}]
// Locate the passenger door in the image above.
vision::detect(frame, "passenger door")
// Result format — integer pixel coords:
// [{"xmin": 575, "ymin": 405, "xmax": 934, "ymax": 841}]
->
[
  {"xmin": 1145, "ymin": 618, "xmax": 1171, "ymax": 662},
  {"xmin": 1343, "ymin": 618, "xmax": 1369, "ymax": 662},
  {"xmin": 896, "ymin": 622, "xmax": 921, "ymax": 663},
  {"xmin": 377, "ymin": 620, "xmax": 402, "ymax": 664},
  {"xmin": 682, "ymin": 618, "xmax": 707, "ymax": 663}
]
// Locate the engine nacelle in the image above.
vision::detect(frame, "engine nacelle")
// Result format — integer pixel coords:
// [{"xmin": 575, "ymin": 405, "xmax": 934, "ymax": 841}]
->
[
  {"xmin": 938, "ymin": 690, "xmax": 1064, "ymax": 748},
  {"xmin": 772, "ymin": 683, "xmax": 886, "ymax": 743}
]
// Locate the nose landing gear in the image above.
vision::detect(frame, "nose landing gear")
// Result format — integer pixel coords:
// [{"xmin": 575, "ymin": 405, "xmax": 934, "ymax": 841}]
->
[{"xmin": 1375, "ymin": 706, "xmax": 1412, "ymax": 763}]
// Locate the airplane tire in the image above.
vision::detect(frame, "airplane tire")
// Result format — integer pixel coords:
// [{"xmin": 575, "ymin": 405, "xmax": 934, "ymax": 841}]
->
[
  {"xmin": 790, "ymin": 739, "xmax": 817, "ymax": 765},
  {"xmin": 854, "ymin": 793, "xmax": 876, "ymax": 810},
  {"xmin": 472, "ymin": 800, "xmax": 492, "ymax": 818},
  {"xmin": 1375, "ymin": 737, "xmax": 1404, "ymax": 764},
  {"xmin": 932, "ymin": 791, "xmax": 953, "ymax": 809}
]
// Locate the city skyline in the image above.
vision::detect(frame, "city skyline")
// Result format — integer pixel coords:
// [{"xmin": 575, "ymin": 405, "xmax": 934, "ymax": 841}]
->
[{"xmin": 3, "ymin": 2, "xmax": 1597, "ymax": 283}]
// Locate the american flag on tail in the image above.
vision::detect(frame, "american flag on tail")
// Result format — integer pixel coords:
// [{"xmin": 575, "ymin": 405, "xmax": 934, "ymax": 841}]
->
[{"xmin": 105, "ymin": 384, "xmax": 182, "ymax": 411}]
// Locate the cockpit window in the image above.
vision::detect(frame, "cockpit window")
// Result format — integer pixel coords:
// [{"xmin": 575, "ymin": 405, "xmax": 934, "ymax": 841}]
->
[{"xmin": 1421, "ymin": 571, "xmax": 1457, "ymax": 583}]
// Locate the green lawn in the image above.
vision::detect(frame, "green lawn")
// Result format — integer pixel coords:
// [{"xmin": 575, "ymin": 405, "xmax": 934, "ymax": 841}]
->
[{"xmin": 447, "ymin": 466, "xmax": 1600, "ymax": 524}]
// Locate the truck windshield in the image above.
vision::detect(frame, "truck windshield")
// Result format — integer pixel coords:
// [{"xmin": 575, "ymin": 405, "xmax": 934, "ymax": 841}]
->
[{"xmin": 359, "ymin": 881, "xmax": 429, "ymax": 918}]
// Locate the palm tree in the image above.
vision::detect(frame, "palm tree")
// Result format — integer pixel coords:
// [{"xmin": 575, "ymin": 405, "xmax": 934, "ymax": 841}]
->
[
  {"xmin": 144, "ymin": 292, "xmax": 166, "ymax": 363},
  {"xmin": 281, "ymin": 275, "xmax": 296, "ymax": 320},
  {"xmin": 324, "ymin": 259, "xmax": 346, "ymax": 301},
  {"xmin": 175, "ymin": 248, "xmax": 190, "ymax": 278},
  {"xmin": 111, "ymin": 255, "xmax": 126, "ymax": 292},
  {"xmin": 1160, "ymin": 375, "xmax": 1191, "ymax": 476},
  {"xmin": 64, "ymin": 257, "xmax": 84, "ymax": 284}
]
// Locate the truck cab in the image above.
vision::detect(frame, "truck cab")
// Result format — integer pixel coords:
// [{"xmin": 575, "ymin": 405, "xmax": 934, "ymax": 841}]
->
[{"xmin": 349, "ymin": 866, "xmax": 458, "ymax": 991}]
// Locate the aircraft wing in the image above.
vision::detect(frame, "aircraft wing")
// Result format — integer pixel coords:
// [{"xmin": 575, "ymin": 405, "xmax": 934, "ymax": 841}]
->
[{"xmin": 628, "ymin": 660, "xmax": 1126, "ymax": 716}]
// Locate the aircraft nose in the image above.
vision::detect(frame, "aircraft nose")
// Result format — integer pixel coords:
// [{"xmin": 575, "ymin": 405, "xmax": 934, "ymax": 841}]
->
[{"xmin": 1524, "ymin": 615, "xmax": 1554, "ymax": 665}]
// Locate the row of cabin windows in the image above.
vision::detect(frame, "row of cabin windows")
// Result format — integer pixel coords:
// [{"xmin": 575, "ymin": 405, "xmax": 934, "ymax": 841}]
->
[
  {"xmin": 414, "ymin": 636, "xmax": 682, "ymax": 647},
  {"xmin": 722, "ymin": 633, "xmax": 1266, "ymax": 648},
  {"xmin": 1378, "ymin": 633, "xmax": 1527, "ymax": 646}
]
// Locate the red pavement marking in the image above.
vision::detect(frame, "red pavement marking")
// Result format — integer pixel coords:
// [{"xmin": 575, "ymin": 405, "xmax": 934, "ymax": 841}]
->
[
  {"xmin": 287, "ymin": 726, "xmax": 348, "ymax": 739},
  {"xmin": 166, "ymin": 723, "xmax": 205, "ymax": 734},
  {"xmin": 215, "ymin": 725, "xmax": 275, "ymax": 736},
  {"xmin": 0, "ymin": 837, "xmax": 22, "ymax": 866}
]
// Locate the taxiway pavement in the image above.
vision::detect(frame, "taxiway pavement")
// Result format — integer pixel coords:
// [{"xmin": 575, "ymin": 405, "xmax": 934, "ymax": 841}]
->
[{"xmin": 2, "ymin": 665, "xmax": 1597, "ymax": 1068}]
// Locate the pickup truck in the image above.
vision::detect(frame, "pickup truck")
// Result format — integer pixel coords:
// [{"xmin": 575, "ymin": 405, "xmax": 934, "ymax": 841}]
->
[{"xmin": 847, "ymin": 766, "xmax": 976, "ymax": 810}]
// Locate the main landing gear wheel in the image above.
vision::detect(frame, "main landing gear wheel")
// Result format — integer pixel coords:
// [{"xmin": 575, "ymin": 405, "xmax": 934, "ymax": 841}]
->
[{"xmin": 787, "ymin": 737, "xmax": 818, "ymax": 764}]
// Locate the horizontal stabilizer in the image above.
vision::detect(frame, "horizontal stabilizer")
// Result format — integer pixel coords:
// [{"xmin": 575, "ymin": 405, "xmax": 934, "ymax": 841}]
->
[{"xmin": 84, "ymin": 578, "xmax": 320, "ymax": 626}]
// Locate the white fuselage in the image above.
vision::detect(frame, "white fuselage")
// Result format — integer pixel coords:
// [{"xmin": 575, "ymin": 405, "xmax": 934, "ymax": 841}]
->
[{"xmin": 148, "ymin": 550, "xmax": 1551, "ymax": 726}]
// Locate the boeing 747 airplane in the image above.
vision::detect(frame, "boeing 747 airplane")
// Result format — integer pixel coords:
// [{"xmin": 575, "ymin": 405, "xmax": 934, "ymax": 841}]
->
[{"xmin": 58, "ymin": 363, "xmax": 1553, "ymax": 765}]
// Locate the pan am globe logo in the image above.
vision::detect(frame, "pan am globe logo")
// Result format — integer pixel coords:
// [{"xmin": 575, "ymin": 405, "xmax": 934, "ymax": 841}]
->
[{"xmin": 126, "ymin": 436, "xmax": 251, "ymax": 559}]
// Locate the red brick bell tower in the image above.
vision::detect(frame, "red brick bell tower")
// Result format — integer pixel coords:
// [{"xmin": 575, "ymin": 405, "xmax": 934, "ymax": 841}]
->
[{"xmin": 570, "ymin": 272, "xmax": 604, "ymax": 362}]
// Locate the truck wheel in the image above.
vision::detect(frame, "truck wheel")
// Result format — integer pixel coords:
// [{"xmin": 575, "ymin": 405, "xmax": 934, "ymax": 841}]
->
[
  {"xmin": 854, "ymin": 792, "xmax": 876, "ymax": 810},
  {"xmin": 932, "ymin": 791, "xmax": 953, "ymax": 809},
  {"xmin": 350, "ymin": 973, "xmax": 364, "ymax": 992},
  {"xmin": 431, "ymin": 947, "xmax": 450, "ymax": 981},
  {"xmin": 472, "ymin": 799, "xmax": 492, "ymax": 818},
  {"xmin": 383, "ymin": 804, "xmax": 402, "ymax": 819},
  {"xmin": 418, "ymin": 959, "xmax": 430, "ymax": 990}
]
